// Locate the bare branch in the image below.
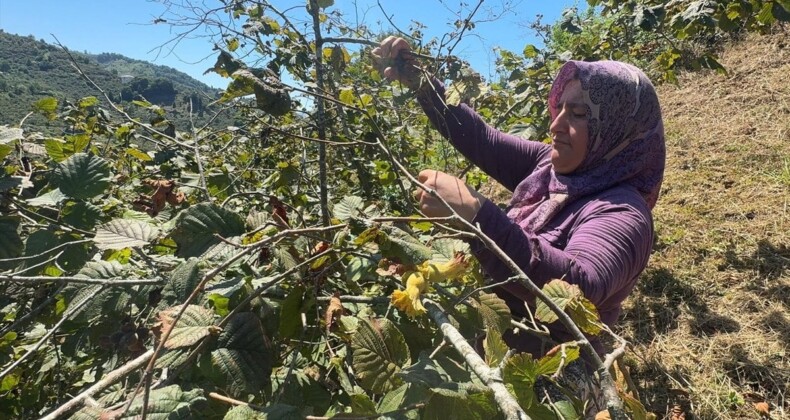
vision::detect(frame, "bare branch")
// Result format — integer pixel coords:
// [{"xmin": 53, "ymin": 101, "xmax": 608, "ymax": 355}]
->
[{"xmin": 424, "ymin": 299, "xmax": 529, "ymax": 420}]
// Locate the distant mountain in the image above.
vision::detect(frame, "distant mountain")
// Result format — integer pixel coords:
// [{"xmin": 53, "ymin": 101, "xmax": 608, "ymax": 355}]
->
[{"xmin": 0, "ymin": 30, "xmax": 231, "ymax": 132}]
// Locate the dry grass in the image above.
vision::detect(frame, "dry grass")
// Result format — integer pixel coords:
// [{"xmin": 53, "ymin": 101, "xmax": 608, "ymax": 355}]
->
[{"xmin": 618, "ymin": 29, "xmax": 790, "ymax": 419}]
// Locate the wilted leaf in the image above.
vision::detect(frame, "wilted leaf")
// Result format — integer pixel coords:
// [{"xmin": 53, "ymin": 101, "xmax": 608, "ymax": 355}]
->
[
  {"xmin": 54, "ymin": 153, "xmax": 112, "ymax": 199},
  {"xmin": 119, "ymin": 384, "xmax": 206, "ymax": 419},
  {"xmin": 170, "ymin": 203, "xmax": 246, "ymax": 257},
  {"xmin": 351, "ymin": 317, "xmax": 410, "ymax": 394},
  {"xmin": 94, "ymin": 219, "xmax": 159, "ymax": 250},
  {"xmin": 535, "ymin": 279, "xmax": 603, "ymax": 335},
  {"xmin": 325, "ymin": 292, "xmax": 344, "ymax": 334},
  {"xmin": 155, "ymin": 305, "xmax": 216, "ymax": 349}
]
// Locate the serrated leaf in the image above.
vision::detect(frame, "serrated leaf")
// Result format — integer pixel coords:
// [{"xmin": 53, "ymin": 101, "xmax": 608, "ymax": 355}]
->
[
  {"xmin": 0, "ymin": 126, "xmax": 23, "ymax": 145},
  {"xmin": 69, "ymin": 406, "xmax": 105, "ymax": 420},
  {"xmin": 423, "ymin": 383, "xmax": 497, "ymax": 420},
  {"xmin": 54, "ymin": 153, "xmax": 111, "ymax": 199},
  {"xmin": 170, "ymin": 203, "xmax": 246, "ymax": 257},
  {"xmin": 0, "ymin": 216, "xmax": 23, "ymax": 269},
  {"xmin": 503, "ymin": 353, "xmax": 540, "ymax": 410},
  {"xmin": 155, "ymin": 348, "xmax": 190, "ymax": 370},
  {"xmin": 484, "ymin": 331, "xmax": 508, "ymax": 367},
  {"xmin": 94, "ymin": 219, "xmax": 159, "ymax": 250},
  {"xmin": 377, "ymin": 225, "xmax": 432, "ymax": 265},
  {"xmin": 33, "ymin": 97, "xmax": 58, "ymax": 120},
  {"xmin": 536, "ymin": 343, "xmax": 581, "ymax": 376},
  {"xmin": 333, "ymin": 195, "xmax": 366, "ymax": 221},
  {"xmin": 68, "ymin": 260, "xmax": 132, "ymax": 320},
  {"xmin": 535, "ymin": 279, "xmax": 603, "ymax": 335},
  {"xmin": 120, "ymin": 384, "xmax": 206, "ymax": 419},
  {"xmin": 475, "ymin": 292, "xmax": 511, "ymax": 333},
  {"xmin": 157, "ymin": 305, "xmax": 216, "ymax": 349},
  {"xmin": 223, "ymin": 405, "xmax": 267, "ymax": 420},
  {"xmin": 210, "ymin": 312, "xmax": 272, "ymax": 396},
  {"xmin": 430, "ymin": 238, "xmax": 470, "ymax": 261},
  {"xmin": 351, "ymin": 317, "xmax": 411, "ymax": 394},
  {"xmin": 163, "ymin": 258, "xmax": 202, "ymax": 303}
]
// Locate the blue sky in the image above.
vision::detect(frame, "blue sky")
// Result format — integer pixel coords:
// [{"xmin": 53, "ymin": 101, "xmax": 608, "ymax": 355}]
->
[{"xmin": 0, "ymin": 0, "xmax": 576, "ymax": 88}]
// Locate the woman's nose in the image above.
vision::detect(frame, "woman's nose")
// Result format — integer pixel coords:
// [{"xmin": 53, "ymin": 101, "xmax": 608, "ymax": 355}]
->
[{"xmin": 550, "ymin": 109, "xmax": 568, "ymax": 134}]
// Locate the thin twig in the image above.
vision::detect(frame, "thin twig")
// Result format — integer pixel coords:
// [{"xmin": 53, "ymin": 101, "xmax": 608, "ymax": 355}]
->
[{"xmin": 0, "ymin": 283, "xmax": 66, "ymax": 336}]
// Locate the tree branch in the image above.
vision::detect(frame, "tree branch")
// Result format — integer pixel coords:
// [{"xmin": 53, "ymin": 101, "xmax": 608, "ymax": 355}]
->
[
  {"xmin": 424, "ymin": 299, "xmax": 529, "ymax": 420},
  {"xmin": 0, "ymin": 275, "xmax": 163, "ymax": 286}
]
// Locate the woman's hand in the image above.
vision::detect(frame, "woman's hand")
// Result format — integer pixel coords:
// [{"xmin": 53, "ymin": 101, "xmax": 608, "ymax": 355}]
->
[
  {"xmin": 371, "ymin": 36, "xmax": 421, "ymax": 89},
  {"xmin": 414, "ymin": 170, "xmax": 487, "ymax": 222}
]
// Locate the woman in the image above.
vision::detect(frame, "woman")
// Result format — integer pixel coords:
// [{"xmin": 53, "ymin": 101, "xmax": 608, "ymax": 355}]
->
[{"xmin": 373, "ymin": 37, "xmax": 666, "ymax": 360}]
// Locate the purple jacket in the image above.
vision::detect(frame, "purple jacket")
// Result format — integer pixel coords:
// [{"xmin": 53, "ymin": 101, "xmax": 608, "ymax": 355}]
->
[{"xmin": 418, "ymin": 84, "xmax": 653, "ymax": 356}]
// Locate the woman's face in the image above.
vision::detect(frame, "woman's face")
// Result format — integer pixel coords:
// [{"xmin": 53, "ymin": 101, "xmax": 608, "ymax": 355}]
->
[{"xmin": 549, "ymin": 79, "xmax": 589, "ymax": 175}]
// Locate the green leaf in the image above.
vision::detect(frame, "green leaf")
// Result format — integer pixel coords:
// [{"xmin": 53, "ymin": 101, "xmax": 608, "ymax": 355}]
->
[
  {"xmin": 503, "ymin": 353, "xmax": 540, "ymax": 410},
  {"xmin": 33, "ymin": 97, "xmax": 58, "ymax": 120},
  {"xmin": 0, "ymin": 176, "xmax": 22, "ymax": 193},
  {"xmin": 223, "ymin": 405, "xmax": 266, "ymax": 419},
  {"xmin": 224, "ymin": 404, "xmax": 301, "ymax": 420},
  {"xmin": 210, "ymin": 312, "xmax": 272, "ymax": 396},
  {"xmin": 333, "ymin": 195, "xmax": 366, "ymax": 221},
  {"xmin": 397, "ymin": 352, "xmax": 447, "ymax": 388},
  {"xmin": 351, "ymin": 317, "xmax": 411, "ymax": 394},
  {"xmin": 68, "ymin": 260, "xmax": 133, "ymax": 320},
  {"xmin": 26, "ymin": 188, "xmax": 67, "ymax": 206},
  {"xmin": 163, "ymin": 258, "xmax": 202, "ymax": 303},
  {"xmin": 158, "ymin": 305, "xmax": 216, "ymax": 349},
  {"xmin": 377, "ymin": 225, "xmax": 433, "ymax": 265},
  {"xmin": 78, "ymin": 96, "xmax": 99, "ymax": 108},
  {"xmin": 474, "ymin": 292, "xmax": 511, "ymax": 333},
  {"xmin": 536, "ymin": 342, "xmax": 580, "ymax": 376},
  {"xmin": 0, "ymin": 216, "xmax": 23, "ymax": 270},
  {"xmin": 54, "ymin": 153, "xmax": 111, "ymax": 199},
  {"xmin": 535, "ymin": 279, "xmax": 603, "ymax": 335},
  {"xmin": 339, "ymin": 88, "xmax": 354, "ymax": 105},
  {"xmin": 225, "ymin": 37, "xmax": 240, "ymax": 52},
  {"xmin": 484, "ymin": 331, "xmax": 508, "ymax": 367},
  {"xmin": 279, "ymin": 284, "xmax": 306, "ymax": 340},
  {"xmin": 62, "ymin": 201, "xmax": 103, "ymax": 230},
  {"xmin": 126, "ymin": 147, "xmax": 153, "ymax": 161},
  {"xmin": 94, "ymin": 219, "xmax": 159, "ymax": 250},
  {"xmin": 350, "ymin": 393, "xmax": 378, "ymax": 414},
  {"xmin": 423, "ymin": 383, "xmax": 498, "ymax": 420},
  {"xmin": 317, "ymin": 0, "xmax": 334, "ymax": 8},
  {"xmin": 170, "ymin": 203, "xmax": 246, "ymax": 257},
  {"xmin": 523, "ymin": 44, "xmax": 540, "ymax": 59},
  {"xmin": 120, "ymin": 384, "xmax": 206, "ymax": 419}
]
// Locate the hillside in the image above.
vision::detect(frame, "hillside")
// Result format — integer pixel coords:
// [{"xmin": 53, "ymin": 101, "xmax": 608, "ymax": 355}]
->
[
  {"xmin": 617, "ymin": 30, "xmax": 789, "ymax": 419},
  {"xmin": 0, "ymin": 30, "xmax": 228, "ymax": 131}
]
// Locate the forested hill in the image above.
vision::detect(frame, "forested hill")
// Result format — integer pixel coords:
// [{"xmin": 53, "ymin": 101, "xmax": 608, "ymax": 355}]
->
[{"xmin": 0, "ymin": 30, "xmax": 225, "ymax": 130}]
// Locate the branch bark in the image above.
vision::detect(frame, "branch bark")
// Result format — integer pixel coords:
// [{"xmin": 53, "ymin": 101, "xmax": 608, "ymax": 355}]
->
[
  {"xmin": 0, "ymin": 275, "xmax": 162, "ymax": 286},
  {"xmin": 424, "ymin": 299, "xmax": 529, "ymax": 420}
]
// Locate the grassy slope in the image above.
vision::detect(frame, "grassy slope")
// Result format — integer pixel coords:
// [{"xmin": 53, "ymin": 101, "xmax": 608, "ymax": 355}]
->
[{"xmin": 619, "ymin": 30, "xmax": 789, "ymax": 419}]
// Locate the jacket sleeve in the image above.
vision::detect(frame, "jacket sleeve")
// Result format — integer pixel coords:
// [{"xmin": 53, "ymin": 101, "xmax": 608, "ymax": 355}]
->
[
  {"xmin": 469, "ymin": 198, "xmax": 653, "ymax": 311},
  {"xmin": 416, "ymin": 80, "xmax": 550, "ymax": 191}
]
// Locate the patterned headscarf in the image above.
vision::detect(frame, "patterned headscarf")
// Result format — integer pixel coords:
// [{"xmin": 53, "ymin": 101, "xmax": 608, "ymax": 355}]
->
[{"xmin": 507, "ymin": 60, "xmax": 665, "ymax": 231}]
